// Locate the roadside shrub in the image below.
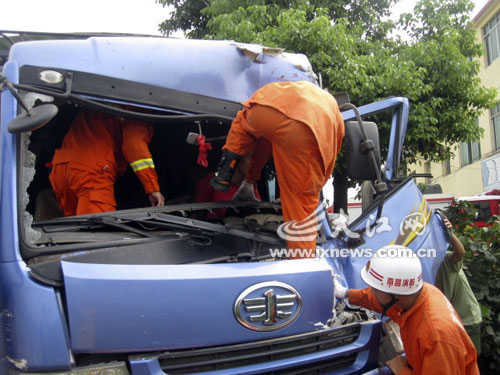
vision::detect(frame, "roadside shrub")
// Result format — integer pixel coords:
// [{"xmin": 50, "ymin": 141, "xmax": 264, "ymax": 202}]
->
[{"xmin": 445, "ymin": 201, "xmax": 500, "ymax": 374}]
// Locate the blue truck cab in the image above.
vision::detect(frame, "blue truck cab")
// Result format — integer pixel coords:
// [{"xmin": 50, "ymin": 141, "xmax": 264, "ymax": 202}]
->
[{"xmin": 0, "ymin": 32, "xmax": 449, "ymax": 374}]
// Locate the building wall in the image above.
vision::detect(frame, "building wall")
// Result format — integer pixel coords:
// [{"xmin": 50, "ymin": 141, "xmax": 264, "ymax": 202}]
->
[
  {"xmin": 411, "ymin": 0, "xmax": 500, "ymax": 197},
  {"xmin": 428, "ymin": 160, "xmax": 483, "ymax": 195}
]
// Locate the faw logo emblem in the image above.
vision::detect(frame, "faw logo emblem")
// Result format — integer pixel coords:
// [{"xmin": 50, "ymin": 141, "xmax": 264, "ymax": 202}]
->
[{"xmin": 234, "ymin": 282, "xmax": 302, "ymax": 332}]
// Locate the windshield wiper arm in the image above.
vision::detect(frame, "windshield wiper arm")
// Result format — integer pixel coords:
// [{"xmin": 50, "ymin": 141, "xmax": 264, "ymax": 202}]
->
[
  {"xmin": 35, "ymin": 216, "xmax": 157, "ymax": 238},
  {"xmin": 113, "ymin": 212, "xmax": 284, "ymax": 245},
  {"xmin": 97, "ymin": 216, "xmax": 158, "ymax": 238},
  {"xmin": 34, "ymin": 202, "xmax": 285, "ymax": 245}
]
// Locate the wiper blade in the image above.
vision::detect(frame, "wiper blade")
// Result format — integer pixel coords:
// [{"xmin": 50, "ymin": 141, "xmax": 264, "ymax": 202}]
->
[
  {"xmin": 111, "ymin": 211, "xmax": 284, "ymax": 245},
  {"xmin": 97, "ymin": 216, "xmax": 158, "ymax": 238},
  {"xmin": 146, "ymin": 200, "xmax": 281, "ymax": 216},
  {"xmin": 32, "ymin": 201, "xmax": 284, "ymax": 244},
  {"xmin": 34, "ymin": 215, "xmax": 156, "ymax": 238}
]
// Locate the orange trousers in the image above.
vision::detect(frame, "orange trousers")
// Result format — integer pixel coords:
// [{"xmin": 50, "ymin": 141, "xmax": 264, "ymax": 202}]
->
[
  {"xmin": 49, "ymin": 162, "xmax": 117, "ymax": 216},
  {"xmin": 224, "ymin": 104, "xmax": 333, "ymax": 254}
]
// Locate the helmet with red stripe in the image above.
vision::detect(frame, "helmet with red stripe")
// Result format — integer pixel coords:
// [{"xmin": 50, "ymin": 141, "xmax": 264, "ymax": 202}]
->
[{"xmin": 360, "ymin": 245, "xmax": 423, "ymax": 295}]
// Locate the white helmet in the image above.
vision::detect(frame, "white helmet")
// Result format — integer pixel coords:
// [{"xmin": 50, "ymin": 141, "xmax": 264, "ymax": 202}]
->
[{"xmin": 360, "ymin": 245, "xmax": 423, "ymax": 295}]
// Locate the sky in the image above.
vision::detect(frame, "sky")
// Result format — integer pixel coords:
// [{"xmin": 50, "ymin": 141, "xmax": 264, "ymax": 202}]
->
[
  {"xmin": 1, "ymin": 0, "xmax": 492, "ymax": 37},
  {"xmin": 2, "ymin": 0, "xmax": 170, "ymax": 36}
]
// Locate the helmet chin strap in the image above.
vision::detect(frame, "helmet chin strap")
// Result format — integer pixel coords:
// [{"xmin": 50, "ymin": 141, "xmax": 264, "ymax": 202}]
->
[{"xmin": 381, "ymin": 295, "xmax": 398, "ymax": 318}]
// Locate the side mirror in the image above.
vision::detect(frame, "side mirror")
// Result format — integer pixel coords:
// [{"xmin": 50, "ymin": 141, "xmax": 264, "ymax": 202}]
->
[
  {"xmin": 186, "ymin": 132, "xmax": 226, "ymax": 145},
  {"xmin": 186, "ymin": 132, "xmax": 201, "ymax": 145},
  {"xmin": 7, "ymin": 104, "xmax": 59, "ymax": 134},
  {"xmin": 333, "ymin": 92, "xmax": 350, "ymax": 106},
  {"xmin": 344, "ymin": 121, "xmax": 381, "ymax": 180}
]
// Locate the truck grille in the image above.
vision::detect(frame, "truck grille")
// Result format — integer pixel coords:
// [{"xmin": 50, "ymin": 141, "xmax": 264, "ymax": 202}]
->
[{"xmin": 154, "ymin": 325, "xmax": 361, "ymax": 374}]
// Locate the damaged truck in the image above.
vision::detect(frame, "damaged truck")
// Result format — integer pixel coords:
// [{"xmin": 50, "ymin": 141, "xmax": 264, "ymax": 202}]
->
[{"xmin": 0, "ymin": 31, "xmax": 449, "ymax": 375}]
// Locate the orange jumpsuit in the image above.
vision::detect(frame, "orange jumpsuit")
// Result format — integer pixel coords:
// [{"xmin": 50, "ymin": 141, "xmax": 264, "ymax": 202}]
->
[
  {"xmin": 223, "ymin": 81, "xmax": 344, "ymax": 252},
  {"xmin": 49, "ymin": 109, "xmax": 160, "ymax": 216},
  {"xmin": 349, "ymin": 283, "xmax": 479, "ymax": 375}
]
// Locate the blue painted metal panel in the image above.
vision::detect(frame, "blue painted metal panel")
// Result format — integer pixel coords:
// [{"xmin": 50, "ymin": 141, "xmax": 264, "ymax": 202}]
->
[
  {"xmin": 385, "ymin": 98, "xmax": 409, "ymax": 181},
  {"xmin": 0, "ymin": 309, "xmax": 7, "ymax": 375},
  {"xmin": 0, "ymin": 261, "xmax": 72, "ymax": 371},
  {"xmin": 0, "ymin": 71, "xmax": 72, "ymax": 368},
  {"xmin": 327, "ymin": 179, "xmax": 448, "ymax": 291},
  {"xmin": 9, "ymin": 38, "xmax": 315, "ymax": 104},
  {"xmin": 62, "ymin": 259, "xmax": 334, "ymax": 352},
  {"xmin": 0, "ymin": 61, "xmax": 21, "ymax": 264}
]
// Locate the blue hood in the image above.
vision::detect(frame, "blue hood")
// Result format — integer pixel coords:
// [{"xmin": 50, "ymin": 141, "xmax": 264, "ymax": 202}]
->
[{"xmin": 62, "ymin": 259, "xmax": 334, "ymax": 352}]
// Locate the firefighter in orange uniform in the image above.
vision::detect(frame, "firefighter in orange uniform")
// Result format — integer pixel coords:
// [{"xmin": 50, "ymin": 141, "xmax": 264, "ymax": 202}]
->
[
  {"xmin": 211, "ymin": 81, "xmax": 344, "ymax": 254},
  {"xmin": 49, "ymin": 108, "xmax": 165, "ymax": 216},
  {"xmin": 334, "ymin": 246, "xmax": 479, "ymax": 375}
]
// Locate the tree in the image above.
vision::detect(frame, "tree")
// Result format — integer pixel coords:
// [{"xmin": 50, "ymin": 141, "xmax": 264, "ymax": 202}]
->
[
  {"xmin": 157, "ymin": 0, "xmax": 397, "ymax": 39},
  {"xmin": 158, "ymin": 0, "xmax": 210, "ymax": 39},
  {"xmin": 398, "ymin": 0, "xmax": 497, "ymax": 164},
  {"xmin": 157, "ymin": 0, "xmax": 496, "ymax": 211}
]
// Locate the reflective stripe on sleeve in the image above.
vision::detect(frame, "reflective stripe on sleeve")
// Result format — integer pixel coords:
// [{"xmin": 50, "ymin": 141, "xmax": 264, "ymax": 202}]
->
[{"xmin": 130, "ymin": 158, "xmax": 155, "ymax": 172}]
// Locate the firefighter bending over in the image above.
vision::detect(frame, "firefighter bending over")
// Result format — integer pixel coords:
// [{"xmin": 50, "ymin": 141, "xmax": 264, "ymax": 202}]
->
[
  {"xmin": 49, "ymin": 108, "xmax": 165, "ymax": 216},
  {"xmin": 335, "ymin": 246, "xmax": 479, "ymax": 375},
  {"xmin": 211, "ymin": 81, "xmax": 344, "ymax": 255}
]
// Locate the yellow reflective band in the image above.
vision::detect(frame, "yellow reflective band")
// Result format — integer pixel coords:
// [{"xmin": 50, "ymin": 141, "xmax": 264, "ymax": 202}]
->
[
  {"xmin": 130, "ymin": 158, "xmax": 155, "ymax": 172},
  {"xmin": 134, "ymin": 164, "xmax": 156, "ymax": 172},
  {"xmin": 131, "ymin": 158, "xmax": 153, "ymax": 167}
]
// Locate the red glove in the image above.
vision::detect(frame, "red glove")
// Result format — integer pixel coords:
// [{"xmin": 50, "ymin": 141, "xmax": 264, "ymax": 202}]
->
[{"xmin": 196, "ymin": 135, "xmax": 212, "ymax": 167}]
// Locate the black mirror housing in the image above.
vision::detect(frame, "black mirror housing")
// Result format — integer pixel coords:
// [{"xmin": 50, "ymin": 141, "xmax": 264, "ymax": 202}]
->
[
  {"xmin": 7, "ymin": 104, "xmax": 59, "ymax": 134},
  {"xmin": 344, "ymin": 121, "xmax": 381, "ymax": 180}
]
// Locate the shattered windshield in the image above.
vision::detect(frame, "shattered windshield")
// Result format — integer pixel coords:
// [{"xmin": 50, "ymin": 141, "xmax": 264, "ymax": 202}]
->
[
  {"xmin": 20, "ymin": 94, "xmax": 286, "ymax": 255},
  {"xmin": 16, "ymin": 90, "xmax": 293, "ymax": 285}
]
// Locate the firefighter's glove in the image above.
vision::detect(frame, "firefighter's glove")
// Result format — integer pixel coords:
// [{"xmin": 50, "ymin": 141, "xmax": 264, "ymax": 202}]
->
[
  {"xmin": 334, "ymin": 277, "xmax": 348, "ymax": 299},
  {"xmin": 233, "ymin": 180, "xmax": 259, "ymax": 201},
  {"xmin": 210, "ymin": 150, "xmax": 242, "ymax": 192}
]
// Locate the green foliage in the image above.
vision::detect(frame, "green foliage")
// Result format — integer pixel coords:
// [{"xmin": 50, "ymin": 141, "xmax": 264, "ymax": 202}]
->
[
  {"xmin": 417, "ymin": 182, "xmax": 430, "ymax": 193},
  {"xmin": 398, "ymin": 0, "xmax": 497, "ymax": 163},
  {"xmin": 157, "ymin": 0, "xmax": 497, "ymax": 168},
  {"xmin": 445, "ymin": 201, "xmax": 500, "ymax": 373},
  {"xmin": 157, "ymin": 0, "xmax": 397, "ymax": 39},
  {"xmin": 399, "ymin": 0, "xmax": 475, "ymax": 41},
  {"xmin": 156, "ymin": 0, "xmax": 208, "ymax": 39}
]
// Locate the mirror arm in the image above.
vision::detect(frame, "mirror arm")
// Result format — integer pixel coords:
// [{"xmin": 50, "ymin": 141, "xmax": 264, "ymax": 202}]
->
[
  {"xmin": 2, "ymin": 73, "xmax": 233, "ymax": 124},
  {"xmin": 1, "ymin": 77, "xmax": 33, "ymax": 114},
  {"xmin": 9, "ymin": 72, "xmax": 73, "ymax": 100},
  {"xmin": 0, "ymin": 72, "xmax": 72, "ymax": 116}
]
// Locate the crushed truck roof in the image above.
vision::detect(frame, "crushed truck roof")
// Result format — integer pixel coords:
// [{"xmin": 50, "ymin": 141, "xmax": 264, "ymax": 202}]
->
[{"xmin": 2, "ymin": 31, "xmax": 316, "ymax": 104}]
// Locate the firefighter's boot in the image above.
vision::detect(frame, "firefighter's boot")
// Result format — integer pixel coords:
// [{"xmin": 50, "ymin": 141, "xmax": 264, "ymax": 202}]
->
[{"xmin": 210, "ymin": 150, "xmax": 243, "ymax": 192}]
